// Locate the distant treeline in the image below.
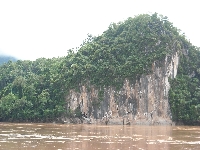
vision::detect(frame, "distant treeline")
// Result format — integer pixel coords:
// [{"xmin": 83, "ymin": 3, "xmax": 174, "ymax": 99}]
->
[{"xmin": 0, "ymin": 55, "xmax": 17, "ymax": 65}]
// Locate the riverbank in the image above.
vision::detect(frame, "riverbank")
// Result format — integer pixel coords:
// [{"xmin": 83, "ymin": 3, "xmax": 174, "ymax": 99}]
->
[{"xmin": 61, "ymin": 116, "xmax": 174, "ymax": 126}]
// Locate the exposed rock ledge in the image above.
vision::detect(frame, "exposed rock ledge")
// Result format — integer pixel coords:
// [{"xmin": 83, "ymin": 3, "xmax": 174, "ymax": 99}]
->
[{"xmin": 66, "ymin": 52, "xmax": 179, "ymax": 125}]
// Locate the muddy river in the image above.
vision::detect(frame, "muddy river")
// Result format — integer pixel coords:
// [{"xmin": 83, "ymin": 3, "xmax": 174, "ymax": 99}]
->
[{"xmin": 0, "ymin": 123, "xmax": 199, "ymax": 150}]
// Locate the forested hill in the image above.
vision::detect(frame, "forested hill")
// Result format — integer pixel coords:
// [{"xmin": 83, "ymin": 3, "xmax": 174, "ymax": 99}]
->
[
  {"xmin": 0, "ymin": 55, "xmax": 17, "ymax": 65},
  {"xmin": 0, "ymin": 13, "xmax": 199, "ymax": 124}
]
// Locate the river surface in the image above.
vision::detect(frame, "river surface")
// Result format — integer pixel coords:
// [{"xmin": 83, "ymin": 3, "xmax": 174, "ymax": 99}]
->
[{"xmin": 0, "ymin": 123, "xmax": 199, "ymax": 150}]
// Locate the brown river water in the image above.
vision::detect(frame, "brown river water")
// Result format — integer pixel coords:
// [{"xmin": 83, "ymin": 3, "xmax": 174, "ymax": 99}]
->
[{"xmin": 0, "ymin": 123, "xmax": 199, "ymax": 150}]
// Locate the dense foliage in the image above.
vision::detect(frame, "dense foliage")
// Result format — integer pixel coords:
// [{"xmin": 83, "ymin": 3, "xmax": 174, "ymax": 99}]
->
[
  {"xmin": 0, "ymin": 58, "xmax": 66, "ymax": 122},
  {"xmin": 169, "ymin": 45, "xmax": 200, "ymax": 125},
  {"xmin": 0, "ymin": 13, "xmax": 199, "ymax": 124}
]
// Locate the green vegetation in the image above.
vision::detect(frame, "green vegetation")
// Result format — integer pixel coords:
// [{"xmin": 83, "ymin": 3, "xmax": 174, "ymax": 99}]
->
[
  {"xmin": 0, "ymin": 58, "xmax": 66, "ymax": 122},
  {"xmin": 169, "ymin": 46, "xmax": 200, "ymax": 125},
  {"xmin": 0, "ymin": 13, "xmax": 199, "ymax": 124}
]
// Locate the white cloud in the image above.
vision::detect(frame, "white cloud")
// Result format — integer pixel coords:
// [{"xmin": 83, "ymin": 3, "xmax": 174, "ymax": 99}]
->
[{"xmin": 0, "ymin": 0, "xmax": 199, "ymax": 60}]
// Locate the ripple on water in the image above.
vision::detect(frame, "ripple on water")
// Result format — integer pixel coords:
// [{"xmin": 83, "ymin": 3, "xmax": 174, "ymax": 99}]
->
[{"xmin": 16, "ymin": 127, "xmax": 24, "ymax": 129}]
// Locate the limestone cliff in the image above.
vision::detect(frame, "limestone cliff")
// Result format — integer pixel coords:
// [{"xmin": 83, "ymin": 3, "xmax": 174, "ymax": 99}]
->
[{"xmin": 66, "ymin": 52, "xmax": 179, "ymax": 125}]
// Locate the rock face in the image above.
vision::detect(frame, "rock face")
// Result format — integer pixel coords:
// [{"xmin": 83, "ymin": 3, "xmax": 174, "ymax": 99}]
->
[{"xmin": 66, "ymin": 52, "xmax": 179, "ymax": 125}]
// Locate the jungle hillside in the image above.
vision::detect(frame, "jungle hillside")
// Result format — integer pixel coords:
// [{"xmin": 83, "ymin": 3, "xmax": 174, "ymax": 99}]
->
[{"xmin": 0, "ymin": 13, "xmax": 199, "ymax": 125}]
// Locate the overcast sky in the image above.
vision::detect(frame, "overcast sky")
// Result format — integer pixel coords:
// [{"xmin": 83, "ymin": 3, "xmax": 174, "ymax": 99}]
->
[{"xmin": 0, "ymin": 0, "xmax": 199, "ymax": 60}]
